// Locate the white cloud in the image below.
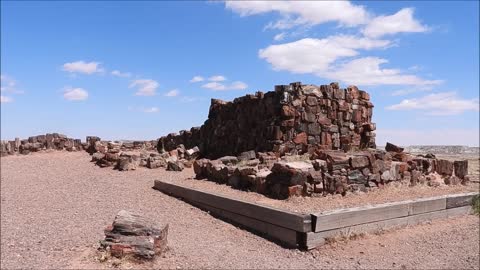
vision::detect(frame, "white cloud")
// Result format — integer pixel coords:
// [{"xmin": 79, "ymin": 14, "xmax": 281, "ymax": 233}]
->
[
  {"xmin": 230, "ymin": 81, "xmax": 248, "ymax": 90},
  {"xmin": 180, "ymin": 96, "xmax": 199, "ymax": 103},
  {"xmin": 324, "ymin": 57, "xmax": 442, "ymax": 86},
  {"xmin": 225, "ymin": 1, "xmax": 370, "ymax": 29},
  {"xmin": 259, "ymin": 36, "xmax": 391, "ymax": 74},
  {"xmin": 129, "ymin": 79, "xmax": 159, "ymax": 96},
  {"xmin": 274, "ymin": 32, "xmax": 286, "ymax": 41},
  {"xmin": 142, "ymin": 107, "xmax": 159, "ymax": 113},
  {"xmin": 202, "ymin": 82, "xmax": 226, "ymax": 91},
  {"xmin": 62, "ymin": 61, "xmax": 104, "ymax": 74},
  {"xmin": 376, "ymin": 129, "xmax": 480, "ymax": 147},
  {"xmin": 189, "ymin": 76, "xmax": 205, "ymax": 83},
  {"xmin": 259, "ymin": 35, "xmax": 441, "ymax": 86},
  {"xmin": 63, "ymin": 87, "xmax": 88, "ymax": 101},
  {"xmin": 363, "ymin": 8, "xmax": 429, "ymax": 38},
  {"xmin": 165, "ymin": 89, "xmax": 180, "ymax": 97},
  {"xmin": 129, "ymin": 106, "xmax": 160, "ymax": 113},
  {"xmin": 208, "ymin": 75, "xmax": 227, "ymax": 82},
  {"xmin": 111, "ymin": 70, "xmax": 131, "ymax": 78},
  {"xmin": 1, "ymin": 95, "xmax": 13, "ymax": 103},
  {"xmin": 202, "ymin": 81, "xmax": 248, "ymax": 91},
  {"xmin": 230, "ymin": 2, "xmax": 435, "ymax": 87},
  {"xmin": 1, "ymin": 74, "xmax": 24, "ymax": 94},
  {"xmin": 391, "ymin": 86, "xmax": 432, "ymax": 96},
  {"xmin": 386, "ymin": 92, "xmax": 479, "ymax": 115}
]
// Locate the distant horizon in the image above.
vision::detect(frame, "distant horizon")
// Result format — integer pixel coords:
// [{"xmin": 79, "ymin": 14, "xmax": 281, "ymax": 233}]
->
[{"xmin": 0, "ymin": 131, "xmax": 478, "ymax": 148}]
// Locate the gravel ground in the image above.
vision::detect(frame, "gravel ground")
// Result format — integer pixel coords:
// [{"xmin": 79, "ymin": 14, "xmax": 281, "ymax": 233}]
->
[{"xmin": 1, "ymin": 151, "xmax": 479, "ymax": 269}]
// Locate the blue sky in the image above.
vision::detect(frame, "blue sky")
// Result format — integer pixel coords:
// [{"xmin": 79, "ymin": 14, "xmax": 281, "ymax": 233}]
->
[{"xmin": 1, "ymin": 1, "xmax": 479, "ymax": 146}]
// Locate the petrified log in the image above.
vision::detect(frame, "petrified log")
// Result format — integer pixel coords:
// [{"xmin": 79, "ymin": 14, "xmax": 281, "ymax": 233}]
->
[
  {"xmin": 101, "ymin": 210, "xmax": 168, "ymax": 259},
  {"xmin": 453, "ymin": 160, "xmax": 468, "ymax": 179},
  {"xmin": 385, "ymin": 142, "xmax": 404, "ymax": 153}
]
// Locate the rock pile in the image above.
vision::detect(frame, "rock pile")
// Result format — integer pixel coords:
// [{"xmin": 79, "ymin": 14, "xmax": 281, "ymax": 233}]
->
[
  {"xmin": 193, "ymin": 143, "xmax": 470, "ymax": 199},
  {"xmin": 0, "ymin": 133, "xmax": 83, "ymax": 156},
  {"xmin": 100, "ymin": 210, "xmax": 168, "ymax": 259},
  {"xmin": 160, "ymin": 82, "xmax": 376, "ymax": 159},
  {"xmin": 87, "ymin": 137, "xmax": 200, "ymax": 172}
]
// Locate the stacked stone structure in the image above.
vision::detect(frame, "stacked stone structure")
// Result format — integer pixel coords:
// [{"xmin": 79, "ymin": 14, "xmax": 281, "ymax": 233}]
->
[
  {"xmin": 193, "ymin": 144, "xmax": 470, "ymax": 199},
  {"xmin": 160, "ymin": 82, "xmax": 376, "ymax": 159},
  {"xmin": 0, "ymin": 133, "xmax": 83, "ymax": 156}
]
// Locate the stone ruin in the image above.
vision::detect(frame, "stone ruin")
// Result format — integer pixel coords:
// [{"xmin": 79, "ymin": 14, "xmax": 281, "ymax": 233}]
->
[
  {"xmin": 159, "ymin": 82, "xmax": 470, "ymax": 199},
  {"xmin": 0, "ymin": 82, "xmax": 471, "ymax": 200},
  {"xmin": 160, "ymin": 82, "xmax": 375, "ymax": 159},
  {"xmin": 0, "ymin": 133, "xmax": 83, "ymax": 156},
  {"xmin": 85, "ymin": 136, "xmax": 199, "ymax": 171},
  {"xmin": 0, "ymin": 133, "xmax": 158, "ymax": 157}
]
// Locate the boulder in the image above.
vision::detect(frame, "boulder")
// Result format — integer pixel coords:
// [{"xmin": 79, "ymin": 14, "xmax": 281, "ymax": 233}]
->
[
  {"xmin": 167, "ymin": 160, "xmax": 184, "ymax": 171},
  {"xmin": 238, "ymin": 150, "xmax": 256, "ymax": 161},
  {"xmin": 101, "ymin": 210, "xmax": 168, "ymax": 259},
  {"xmin": 218, "ymin": 156, "xmax": 239, "ymax": 165},
  {"xmin": 348, "ymin": 170, "xmax": 366, "ymax": 184},
  {"xmin": 193, "ymin": 159, "xmax": 208, "ymax": 178},
  {"xmin": 453, "ymin": 160, "xmax": 468, "ymax": 179},
  {"xmin": 385, "ymin": 142, "xmax": 404, "ymax": 153},
  {"xmin": 185, "ymin": 146, "xmax": 200, "ymax": 160},
  {"xmin": 349, "ymin": 155, "xmax": 369, "ymax": 168},
  {"xmin": 147, "ymin": 157, "xmax": 167, "ymax": 169},
  {"xmin": 91, "ymin": 152, "xmax": 105, "ymax": 162},
  {"xmin": 117, "ymin": 154, "xmax": 139, "ymax": 171},
  {"xmin": 444, "ymin": 175, "xmax": 461, "ymax": 185},
  {"xmin": 436, "ymin": 159, "xmax": 454, "ymax": 176},
  {"xmin": 208, "ymin": 163, "xmax": 230, "ymax": 183}
]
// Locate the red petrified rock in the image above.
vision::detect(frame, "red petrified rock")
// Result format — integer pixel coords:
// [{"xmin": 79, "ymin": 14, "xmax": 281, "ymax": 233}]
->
[
  {"xmin": 101, "ymin": 210, "xmax": 168, "ymax": 260},
  {"xmin": 293, "ymin": 132, "xmax": 307, "ymax": 145}
]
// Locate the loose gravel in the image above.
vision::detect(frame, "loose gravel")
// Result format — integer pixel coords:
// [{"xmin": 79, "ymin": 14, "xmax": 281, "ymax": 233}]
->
[{"xmin": 1, "ymin": 152, "xmax": 479, "ymax": 269}]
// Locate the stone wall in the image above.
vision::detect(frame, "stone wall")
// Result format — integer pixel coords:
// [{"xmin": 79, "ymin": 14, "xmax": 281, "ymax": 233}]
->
[
  {"xmin": 0, "ymin": 134, "xmax": 158, "ymax": 157},
  {"xmin": 193, "ymin": 144, "xmax": 470, "ymax": 200},
  {"xmin": 0, "ymin": 133, "xmax": 83, "ymax": 156},
  {"xmin": 159, "ymin": 82, "xmax": 376, "ymax": 159}
]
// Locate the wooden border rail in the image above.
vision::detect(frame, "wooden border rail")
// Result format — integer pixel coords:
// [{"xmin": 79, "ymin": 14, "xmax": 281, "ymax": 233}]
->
[{"xmin": 153, "ymin": 180, "xmax": 478, "ymax": 250}]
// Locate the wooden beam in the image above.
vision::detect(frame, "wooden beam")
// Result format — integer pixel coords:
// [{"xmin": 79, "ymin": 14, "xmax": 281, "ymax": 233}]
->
[
  {"xmin": 446, "ymin": 192, "xmax": 478, "ymax": 209},
  {"xmin": 305, "ymin": 206, "xmax": 472, "ymax": 249},
  {"xmin": 154, "ymin": 180, "xmax": 311, "ymax": 232},
  {"xmin": 311, "ymin": 202, "xmax": 410, "ymax": 232},
  {"xmin": 409, "ymin": 196, "xmax": 446, "ymax": 215},
  {"xmin": 193, "ymin": 201, "xmax": 299, "ymax": 248}
]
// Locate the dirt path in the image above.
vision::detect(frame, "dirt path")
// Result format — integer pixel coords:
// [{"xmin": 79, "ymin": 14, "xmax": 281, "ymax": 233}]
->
[{"xmin": 1, "ymin": 152, "xmax": 479, "ymax": 269}]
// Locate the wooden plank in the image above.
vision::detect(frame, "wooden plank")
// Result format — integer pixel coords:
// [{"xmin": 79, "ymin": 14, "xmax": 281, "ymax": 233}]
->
[
  {"xmin": 305, "ymin": 206, "xmax": 472, "ymax": 249},
  {"xmin": 446, "ymin": 192, "xmax": 478, "ymax": 209},
  {"xmin": 193, "ymin": 201, "xmax": 299, "ymax": 248},
  {"xmin": 312, "ymin": 202, "xmax": 410, "ymax": 232},
  {"xmin": 154, "ymin": 180, "xmax": 311, "ymax": 232},
  {"xmin": 409, "ymin": 196, "xmax": 446, "ymax": 215}
]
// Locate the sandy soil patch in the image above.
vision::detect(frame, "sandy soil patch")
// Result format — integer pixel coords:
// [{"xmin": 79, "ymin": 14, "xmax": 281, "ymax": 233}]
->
[{"xmin": 1, "ymin": 152, "xmax": 479, "ymax": 269}]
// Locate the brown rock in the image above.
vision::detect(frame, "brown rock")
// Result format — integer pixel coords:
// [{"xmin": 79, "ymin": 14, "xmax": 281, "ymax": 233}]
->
[
  {"xmin": 453, "ymin": 160, "xmax": 468, "ymax": 179},
  {"xmin": 293, "ymin": 132, "xmax": 307, "ymax": 145},
  {"xmin": 101, "ymin": 210, "xmax": 168, "ymax": 259},
  {"xmin": 436, "ymin": 159, "xmax": 454, "ymax": 176},
  {"xmin": 167, "ymin": 160, "xmax": 184, "ymax": 171},
  {"xmin": 350, "ymin": 155, "xmax": 369, "ymax": 168},
  {"xmin": 385, "ymin": 142, "xmax": 404, "ymax": 153}
]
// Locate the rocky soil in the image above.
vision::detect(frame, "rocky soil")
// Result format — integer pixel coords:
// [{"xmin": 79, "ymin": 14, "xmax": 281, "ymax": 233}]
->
[{"xmin": 1, "ymin": 151, "xmax": 479, "ymax": 269}]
